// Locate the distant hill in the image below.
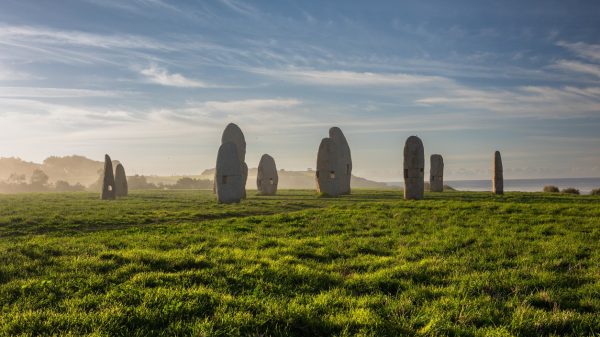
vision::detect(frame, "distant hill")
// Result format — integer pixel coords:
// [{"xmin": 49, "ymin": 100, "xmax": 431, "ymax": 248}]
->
[
  {"xmin": 0, "ymin": 155, "xmax": 118, "ymax": 186},
  {"xmin": 198, "ymin": 168, "xmax": 394, "ymax": 190},
  {"xmin": 0, "ymin": 155, "xmax": 393, "ymax": 190}
]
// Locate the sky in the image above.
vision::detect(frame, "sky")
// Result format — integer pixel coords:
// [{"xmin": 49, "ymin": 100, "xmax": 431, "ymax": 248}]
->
[{"xmin": 0, "ymin": 0, "xmax": 599, "ymax": 181}]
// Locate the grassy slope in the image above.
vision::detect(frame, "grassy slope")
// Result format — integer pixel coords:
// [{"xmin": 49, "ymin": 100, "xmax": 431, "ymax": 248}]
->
[{"xmin": 0, "ymin": 190, "xmax": 598, "ymax": 336}]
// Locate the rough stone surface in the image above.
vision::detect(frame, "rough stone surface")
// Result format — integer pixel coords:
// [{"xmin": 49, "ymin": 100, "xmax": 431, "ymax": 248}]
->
[
  {"xmin": 493, "ymin": 150, "xmax": 504, "ymax": 195},
  {"xmin": 329, "ymin": 127, "xmax": 352, "ymax": 194},
  {"xmin": 403, "ymin": 136, "xmax": 425, "ymax": 200},
  {"xmin": 257, "ymin": 154, "xmax": 278, "ymax": 195},
  {"xmin": 430, "ymin": 154, "xmax": 444, "ymax": 192},
  {"xmin": 316, "ymin": 138, "xmax": 341, "ymax": 196},
  {"xmin": 215, "ymin": 142, "xmax": 244, "ymax": 203},
  {"xmin": 101, "ymin": 154, "xmax": 116, "ymax": 200},
  {"xmin": 114, "ymin": 163, "xmax": 128, "ymax": 197},
  {"xmin": 221, "ymin": 123, "xmax": 247, "ymax": 198}
]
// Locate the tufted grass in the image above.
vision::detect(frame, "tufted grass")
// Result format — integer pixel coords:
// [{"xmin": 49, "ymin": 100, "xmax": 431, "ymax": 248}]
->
[{"xmin": 0, "ymin": 190, "xmax": 598, "ymax": 336}]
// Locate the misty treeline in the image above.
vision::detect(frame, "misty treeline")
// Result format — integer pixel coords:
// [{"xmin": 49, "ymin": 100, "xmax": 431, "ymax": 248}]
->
[
  {"xmin": 0, "ymin": 155, "xmax": 213, "ymax": 193},
  {"xmin": 0, "ymin": 170, "xmax": 212, "ymax": 193}
]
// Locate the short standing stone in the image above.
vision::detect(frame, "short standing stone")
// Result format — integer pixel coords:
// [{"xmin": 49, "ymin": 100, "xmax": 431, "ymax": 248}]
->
[
  {"xmin": 257, "ymin": 154, "xmax": 278, "ymax": 195},
  {"xmin": 215, "ymin": 142, "xmax": 244, "ymax": 203},
  {"xmin": 114, "ymin": 163, "xmax": 128, "ymax": 197},
  {"xmin": 403, "ymin": 136, "xmax": 425, "ymax": 200},
  {"xmin": 316, "ymin": 138, "xmax": 341, "ymax": 197},
  {"xmin": 493, "ymin": 150, "xmax": 503, "ymax": 195},
  {"xmin": 430, "ymin": 154, "xmax": 444, "ymax": 192},
  {"xmin": 101, "ymin": 154, "xmax": 116, "ymax": 200},
  {"xmin": 329, "ymin": 127, "xmax": 352, "ymax": 195}
]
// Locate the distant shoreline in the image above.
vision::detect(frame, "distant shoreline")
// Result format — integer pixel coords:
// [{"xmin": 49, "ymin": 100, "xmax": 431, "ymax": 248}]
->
[{"xmin": 385, "ymin": 177, "xmax": 600, "ymax": 193}]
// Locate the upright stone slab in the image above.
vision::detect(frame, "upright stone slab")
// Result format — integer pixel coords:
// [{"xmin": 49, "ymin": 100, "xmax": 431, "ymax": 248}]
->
[
  {"xmin": 114, "ymin": 163, "xmax": 128, "ymax": 197},
  {"xmin": 215, "ymin": 142, "xmax": 244, "ymax": 203},
  {"xmin": 403, "ymin": 136, "xmax": 425, "ymax": 200},
  {"xmin": 221, "ymin": 123, "xmax": 247, "ymax": 197},
  {"xmin": 430, "ymin": 154, "xmax": 444, "ymax": 192},
  {"xmin": 329, "ymin": 127, "xmax": 352, "ymax": 195},
  {"xmin": 257, "ymin": 154, "xmax": 278, "ymax": 195},
  {"xmin": 101, "ymin": 154, "xmax": 116, "ymax": 200},
  {"xmin": 316, "ymin": 138, "xmax": 341, "ymax": 196},
  {"xmin": 493, "ymin": 150, "xmax": 504, "ymax": 195}
]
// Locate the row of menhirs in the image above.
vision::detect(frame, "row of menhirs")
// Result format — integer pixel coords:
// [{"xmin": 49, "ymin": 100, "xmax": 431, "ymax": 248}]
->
[{"xmin": 100, "ymin": 124, "xmax": 504, "ymax": 201}]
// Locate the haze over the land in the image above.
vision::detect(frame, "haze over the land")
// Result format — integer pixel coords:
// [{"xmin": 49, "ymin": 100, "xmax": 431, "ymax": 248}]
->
[{"xmin": 0, "ymin": 1, "xmax": 599, "ymax": 181}]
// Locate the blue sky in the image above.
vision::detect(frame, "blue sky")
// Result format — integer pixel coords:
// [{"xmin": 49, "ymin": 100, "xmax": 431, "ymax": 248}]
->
[{"xmin": 0, "ymin": 0, "xmax": 599, "ymax": 180}]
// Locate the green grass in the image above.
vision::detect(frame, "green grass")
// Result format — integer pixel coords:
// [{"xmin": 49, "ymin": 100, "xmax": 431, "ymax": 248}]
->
[{"xmin": 0, "ymin": 190, "xmax": 598, "ymax": 336}]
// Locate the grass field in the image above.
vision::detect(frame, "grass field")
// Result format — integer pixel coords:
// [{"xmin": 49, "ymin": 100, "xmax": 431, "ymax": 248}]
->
[{"xmin": 0, "ymin": 190, "xmax": 598, "ymax": 336}]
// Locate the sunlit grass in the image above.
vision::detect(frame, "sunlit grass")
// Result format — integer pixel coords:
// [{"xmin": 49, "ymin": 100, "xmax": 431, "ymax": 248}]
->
[{"xmin": 0, "ymin": 190, "xmax": 598, "ymax": 336}]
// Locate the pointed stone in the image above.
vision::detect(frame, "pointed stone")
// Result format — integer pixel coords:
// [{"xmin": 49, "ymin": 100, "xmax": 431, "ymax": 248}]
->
[
  {"xmin": 430, "ymin": 154, "xmax": 444, "ymax": 192},
  {"xmin": 316, "ymin": 138, "xmax": 341, "ymax": 197},
  {"xmin": 114, "ymin": 163, "xmax": 128, "ymax": 197},
  {"xmin": 257, "ymin": 154, "xmax": 278, "ymax": 195},
  {"xmin": 215, "ymin": 142, "xmax": 244, "ymax": 203},
  {"xmin": 101, "ymin": 154, "xmax": 116, "ymax": 200},
  {"xmin": 221, "ymin": 123, "xmax": 247, "ymax": 198},
  {"xmin": 493, "ymin": 151, "xmax": 503, "ymax": 195},
  {"xmin": 403, "ymin": 136, "xmax": 424, "ymax": 200},
  {"xmin": 329, "ymin": 127, "xmax": 352, "ymax": 195}
]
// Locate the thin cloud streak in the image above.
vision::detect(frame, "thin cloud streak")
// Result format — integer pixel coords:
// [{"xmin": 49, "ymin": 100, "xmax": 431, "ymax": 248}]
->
[{"xmin": 139, "ymin": 64, "xmax": 209, "ymax": 88}]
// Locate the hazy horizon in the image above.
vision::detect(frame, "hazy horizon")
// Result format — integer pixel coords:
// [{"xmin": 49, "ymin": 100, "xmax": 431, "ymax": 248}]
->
[{"xmin": 1, "ymin": 1, "xmax": 599, "ymax": 181}]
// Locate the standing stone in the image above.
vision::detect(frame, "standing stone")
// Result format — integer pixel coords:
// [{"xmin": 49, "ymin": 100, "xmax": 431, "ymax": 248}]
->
[
  {"xmin": 257, "ymin": 154, "xmax": 278, "ymax": 195},
  {"xmin": 329, "ymin": 127, "xmax": 352, "ymax": 195},
  {"xmin": 430, "ymin": 154, "xmax": 444, "ymax": 192},
  {"xmin": 114, "ymin": 163, "xmax": 128, "ymax": 197},
  {"xmin": 101, "ymin": 154, "xmax": 116, "ymax": 200},
  {"xmin": 493, "ymin": 150, "xmax": 503, "ymax": 195},
  {"xmin": 221, "ymin": 123, "xmax": 247, "ymax": 197},
  {"xmin": 215, "ymin": 142, "xmax": 244, "ymax": 203},
  {"xmin": 316, "ymin": 138, "xmax": 341, "ymax": 196},
  {"xmin": 403, "ymin": 136, "xmax": 425, "ymax": 200}
]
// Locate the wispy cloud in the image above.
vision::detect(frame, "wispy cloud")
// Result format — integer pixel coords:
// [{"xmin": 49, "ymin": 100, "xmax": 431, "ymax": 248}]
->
[
  {"xmin": 0, "ymin": 87, "xmax": 123, "ymax": 98},
  {"xmin": 139, "ymin": 64, "xmax": 209, "ymax": 88},
  {"xmin": 252, "ymin": 68, "xmax": 447, "ymax": 86},
  {"xmin": 0, "ymin": 25, "xmax": 168, "ymax": 50},
  {"xmin": 557, "ymin": 41, "xmax": 600, "ymax": 63},
  {"xmin": 553, "ymin": 60, "xmax": 600, "ymax": 78}
]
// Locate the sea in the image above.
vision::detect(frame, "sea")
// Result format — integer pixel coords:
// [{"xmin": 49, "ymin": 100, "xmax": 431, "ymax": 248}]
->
[{"xmin": 385, "ymin": 177, "xmax": 600, "ymax": 194}]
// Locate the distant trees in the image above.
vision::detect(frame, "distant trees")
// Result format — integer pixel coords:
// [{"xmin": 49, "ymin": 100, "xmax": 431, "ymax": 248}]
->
[
  {"xmin": 127, "ymin": 175, "xmax": 158, "ymax": 190},
  {"xmin": 0, "ymin": 170, "xmax": 85, "ymax": 193},
  {"xmin": 543, "ymin": 185, "xmax": 560, "ymax": 193},
  {"xmin": 561, "ymin": 187, "xmax": 580, "ymax": 195},
  {"xmin": 170, "ymin": 177, "xmax": 212, "ymax": 189}
]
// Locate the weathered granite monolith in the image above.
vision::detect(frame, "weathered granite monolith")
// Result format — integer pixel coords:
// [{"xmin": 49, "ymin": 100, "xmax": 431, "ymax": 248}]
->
[
  {"xmin": 114, "ymin": 163, "xmax": 128, "ymax": 197},
  {"xmin": 329, "ymin": 127, "xmax": 352, "ymax": 195},
  {"xmin": 493, "ymin": 150, "xmax": 503, "ymax": 195},
  {"xmin": 221, "ymin": 123, "xmax": 247, "ymax": 197},
  {"xmin": 316, "ymin": 138, "xmax": 341, "ymax": 196},
  {"xmin": 403, "ymin": 136, "xmax": 424, "ymax": 200},
  {"xmin": 215, "ymin": 142, "xmax": 244, "ymax": 203},
  {"xmin": 430, "ymin": 154, "xmax": 444, "ymax": 192},
  {"xmin": 101, "ymin": 154, "xmax": 116, "ymax": 200},
  {"xmin": 257, "ymin": 154, "xmax": 278, "ymax": 195}
]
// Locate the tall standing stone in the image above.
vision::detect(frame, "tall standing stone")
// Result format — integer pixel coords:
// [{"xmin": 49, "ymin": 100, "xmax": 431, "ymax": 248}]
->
[
  {"xmin": 114, "ymin": 163, "xmax": 128, "ymax": 197},
  {"xmin": 430, "ymin": 154, "xmax": 444, "ymax": 192},
  {"xmin": 257, "ymin": 154, "xmax": 278, "ymax": 195},
  {"xmin": 220, "ymin": 123, "xmax": 247, "ymax": 197},
  {"xmin": 101, "ymin": 154, "xmax": 116, "ymax": 200},
  {"xmin": 403, "ymin": 136, "xmax": 425, "ymax": 200},
  {"xmin": 493, "ymin": 150, "xmax": 503, "ymax": 195},
  {"xmin": 329, "ymin": 127, "xmax": 352, "ymax": 195},
  {"xmin": 215, "ymin": 142, "xmax": 244, "ymax": 203},
  {"xmin": 316, "ymin": 138, "xmax": 341, "ymax": 196}
]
